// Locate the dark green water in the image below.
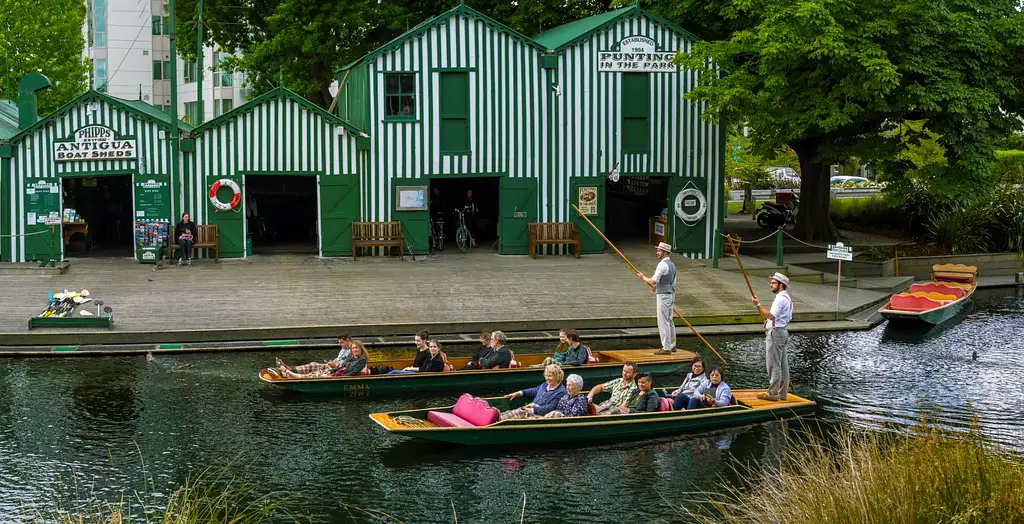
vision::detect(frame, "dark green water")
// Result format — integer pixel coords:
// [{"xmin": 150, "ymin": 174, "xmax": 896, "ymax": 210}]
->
[{"xmin": 1, "ymin": 288, "xmax": 1022, "ymax": 522}]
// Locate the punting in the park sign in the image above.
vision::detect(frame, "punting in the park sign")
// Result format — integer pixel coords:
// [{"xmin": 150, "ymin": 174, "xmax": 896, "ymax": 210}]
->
[
  {"xmin": 598, "ymin": 36, "xmax": 677, "ymax": 72},
  {"xmin": 53, "ymin": 125, "xmax": 138, "ymax": 162}
]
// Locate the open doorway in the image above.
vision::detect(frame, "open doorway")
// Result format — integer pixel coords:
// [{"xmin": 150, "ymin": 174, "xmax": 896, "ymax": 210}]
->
[
  {"xmin": 605, "ymin": 176, "xmax": 669, "ymax": 245},
  {"xmin": 428, "ymin": 177, "xmax": 499, "ymax": 251},
  {"xmin": 245, "ymin": 175, "xmax": 318, "ymax": 255},
  {"xmin": 61, "ymin": 175, "xmax": 134, "ymax": 257}
]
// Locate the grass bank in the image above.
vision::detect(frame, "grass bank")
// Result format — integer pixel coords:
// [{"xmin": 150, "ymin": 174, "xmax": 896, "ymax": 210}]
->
[{"xmin": 689, "ymin": 424, "xmax": 1024, "ymax": 523}]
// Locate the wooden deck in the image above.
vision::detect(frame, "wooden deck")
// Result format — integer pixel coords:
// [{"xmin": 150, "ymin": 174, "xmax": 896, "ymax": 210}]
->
[
  {"xmin": 732, "ymin": 389, "xmax": 814, "ymax": 409},
  {"xmin": 0, "ymin": 241, "xmax": 890, "ymax": 342}
]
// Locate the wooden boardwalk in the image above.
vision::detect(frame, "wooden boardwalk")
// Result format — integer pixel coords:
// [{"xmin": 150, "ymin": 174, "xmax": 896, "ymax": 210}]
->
[{"xmin": 0, "ymin": 241, "xmax": 890, "ymax": 344}]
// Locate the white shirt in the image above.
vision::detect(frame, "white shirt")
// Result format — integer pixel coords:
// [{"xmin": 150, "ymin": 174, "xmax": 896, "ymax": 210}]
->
[{"xmin": 766, "ymin": 290, "xmax": 793, "ymax": 329}]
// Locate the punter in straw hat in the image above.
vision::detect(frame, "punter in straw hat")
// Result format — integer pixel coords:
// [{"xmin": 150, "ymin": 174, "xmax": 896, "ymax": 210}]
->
[
  {"xmin": 636, "ymin": 242, "xmax": 677, "ymax": 355},
  {"xmin": 752, "ymin": 272, "xmax": 793, "ymax": 401}
]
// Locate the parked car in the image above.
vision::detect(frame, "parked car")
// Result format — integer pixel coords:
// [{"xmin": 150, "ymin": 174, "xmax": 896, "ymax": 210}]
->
[
  {"xmin": 830, "ymin": 176, "xmax": 869, "ymax": 185},
  {"xmin": 767, "ymin": 166, "xmax": 801, "ymax": 185}
]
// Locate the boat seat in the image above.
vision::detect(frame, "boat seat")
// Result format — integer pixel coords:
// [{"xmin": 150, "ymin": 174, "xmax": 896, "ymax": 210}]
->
[
  {"xmin": 889, "ymin": 294, "xmax": 944, "ymax": 312},
  {"xmin": 729, "ymin": 395, "xmax": 737, "ymax": 406},
  {"xmin": 427, "ymin": 411, "xmax": 475, "ymax": 428},
  {"xmin": 658, "ymin": 397, "xmax": 673, "ymax": 412},
  {"xmin": 588, "ymin": 402, "xmax": 598, "ymax": 416},
  {"xmin": 909, "ymin": 283, "xmax": 965, "ymax": 299},
  {"xmin": 933, "ymin": 272, "xmax": 976, "ymax": 284},
  {"xmin": 585, "ymin": 346, "xmax": 598, "ymax": 364},
  {"xmin": 426, "ymin": 393, "xmax": 501, "ymax": 428},
  {"xmin": 509, "ymin": 350, "xmax": 520, "ymax": 368},
  {"xmin": 441, "ymin": 352, "xmax": 453, "ymax": 372},
  {"xmin": 906, "ymin": 291, "xmax": 956, "ymax": 303}
]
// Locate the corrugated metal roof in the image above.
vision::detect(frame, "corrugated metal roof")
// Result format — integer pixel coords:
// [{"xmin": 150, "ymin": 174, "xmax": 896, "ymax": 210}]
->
[
  {"xmin": 0, "ymin": 100, "xmax": 20, "ymax": 139},
  {"xmin": 532, "ymin": 6, "xmax": 633, "ymax": 50}
]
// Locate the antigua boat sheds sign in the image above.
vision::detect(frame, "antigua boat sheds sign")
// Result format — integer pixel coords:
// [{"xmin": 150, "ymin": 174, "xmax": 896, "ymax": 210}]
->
[
  {"xmin": 53, "ymin": 124, "xmax": 138, "ymax": 162},
  {"xmin": 598, "ymin": 36, "xmax": 677, "ymax": 73}
]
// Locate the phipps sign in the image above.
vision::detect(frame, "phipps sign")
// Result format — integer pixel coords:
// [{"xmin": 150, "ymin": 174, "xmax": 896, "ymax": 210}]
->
[{"xmin": 54, "ymin": 125, "xmax": 138, "ymax": 162}]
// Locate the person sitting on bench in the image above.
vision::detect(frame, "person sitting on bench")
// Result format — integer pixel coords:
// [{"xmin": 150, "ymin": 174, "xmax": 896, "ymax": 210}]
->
[
  {"xmin": 174, "ymin": 213, "xmax": 198, "ymax": 266},
  {"xmin": 274, "ymin": 333, "xmax": 352, "ymax": 376},
  {"xmin": 270, "ymin": 341, "xmax": 368, "ymax": 379},
  {"xmin": 685, "ymin": 368, "xmax": 732, "ymax": 409},
  {"xmin": 387, "ymin": 339, "xmax": 445, "ymax": 374},
  {"xmin": 480, "ymin": 331, "xmax": 512, "ymax": 369},
  {"xmin": 462, "ymin": 331, "xmax": 492, "ymax": 370}
]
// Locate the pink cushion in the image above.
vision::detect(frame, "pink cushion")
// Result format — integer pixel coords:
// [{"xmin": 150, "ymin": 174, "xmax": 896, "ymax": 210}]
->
[
  {"xmin": 658, "ymin": 397, "xmax": 673, "ymax": 412},
  {"xmin": 451, "ymin": 393, "xmax": 500, "ymax": 426},
  {"xmin": 585, "ymin": 347, "xmax": 598, "ymax": 364},
  {"xmin": 889, "ymin": 294, "xmax": 943, "ymax": 312},
  {"xmin": 427, "ymin": 411, "xmax": 474, "ymax": 427}
]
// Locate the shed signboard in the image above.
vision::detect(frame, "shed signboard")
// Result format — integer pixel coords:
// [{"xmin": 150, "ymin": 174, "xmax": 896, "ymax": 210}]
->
[
  {"xmin": 598, "ymin": 36, "xmax": 677, "ymax": 72},
  {"xmin": 53, "ymin": 125, "xmax": 138, "ymax": 162}
]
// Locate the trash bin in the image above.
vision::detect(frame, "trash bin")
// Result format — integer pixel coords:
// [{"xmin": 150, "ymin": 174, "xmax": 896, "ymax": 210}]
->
[{"xmin": 775, "ymin": 190, "xmax": 794, "ymax": 206}]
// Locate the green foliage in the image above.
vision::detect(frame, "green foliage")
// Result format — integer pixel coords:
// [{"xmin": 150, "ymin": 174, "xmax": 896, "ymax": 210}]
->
[
  {"xmin": 686, "ymin": 424, "xmax": 1024, "ymax": 524},
  {"xmin": 994, "ymin": 150, "xmax": 1024, "ymax": 184},
  {"xmin": 0, "ymin": 0, "xmax": 89, "ymax": 114},
  {"xmin": 987, "ymin": 186, "xmax": 1024, "ymax": 256},
  {"xmin": 925, "ymin": 204, "xmax": 992, "ymax": 255},
  {"xmin": 828, "ymin": 196, "xmax": 901, "ymax": 228}
]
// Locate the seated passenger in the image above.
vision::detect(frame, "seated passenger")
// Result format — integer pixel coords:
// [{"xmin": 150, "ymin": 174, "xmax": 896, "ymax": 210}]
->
[
  {"xmin": 387, "ymin": 339, "xmax": 445, "ymax": 374},
  {"xmin": 686, "ymin": 368, "xmax": 732, "ymax": 409},
  {"xmin": 270, "ymin": 341, "xmax": 368, "ymax": 379},
  {"xmin": 274, "ymin": 332, "xmax": 352, "ymax": 376},
  {"xmin": 669, "ymin": 356, "xmax": 709, "ymax": 411},
  {"xmin": 587, "ymin": 362, "xmax": 639, "ymax": 415},
  {"xmin": 461, "ymin": 331, "xmax": 491, "ymax": 370},
  {"xmin": 499, "ymin": 364, "xmax": 567, "ymax": 420},
  {"xmin": 530, "ymin": 329, "xmax": 569, "ymax": 368},
  {"xmin": 625, "ymin": 372, "xmax": 660, "ymax": 413},
  {"xmin": 561, "ymin": 329, "xmax": 590, "ymax": 366},
  {"xmin": 480, "ymin": 331, "xmax": 512, "ymax": 369},
  {"xmin": 543, "ymin": 374, "xmax": 590, "ymax": 418}
]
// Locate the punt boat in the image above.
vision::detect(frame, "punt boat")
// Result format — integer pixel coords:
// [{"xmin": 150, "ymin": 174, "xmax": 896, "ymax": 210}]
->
[
  {"xmin": 259, "ymin": 349, "xmax": 696, "ymax": 397},
  {"xmin": 879, "ymin": 264, "xmax": 977, "ymax": 326},
  {"xmin": 368, "ymin": 388, "xmax": 816, "ymax": 446}
]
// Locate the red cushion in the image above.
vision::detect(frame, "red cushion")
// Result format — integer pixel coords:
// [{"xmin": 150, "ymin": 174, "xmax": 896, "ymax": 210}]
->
[
  {"xmin": 658, "ymin": 397, "xmax": 673, "ymax": 412},
  {"xmin": 508, "ymin": 350, "xmax": 519, "ymax": 368},
  {"xmin": 585, "ymin": 347, "xmax": 598, "ymax": 364},
  {"xmin": 450, "ymin": 393, "xmax": 500, "ymax": 426},
  {"xmin": 909, "ymin": 283, "xmax": 964, "ymax": 299},
  {"xmin": 934, "ymin": 272, "xmax": 974, "ymax": 283},
  {"xmin": 359, "ymin": 367, "xmax": 370, "ymax": 376},
  {"xmin": 427, "ymin": 411, "xmax": 474, "ymax": 428},
  {"xmin": 889, "ymin": 294, "xmax": 943, "ymax": 312}
]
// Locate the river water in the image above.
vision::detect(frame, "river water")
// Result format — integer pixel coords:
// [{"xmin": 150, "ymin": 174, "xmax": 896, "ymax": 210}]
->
[{"xmin": 1, "ymin": 288, "xmax": 1021, "ymax": 523}]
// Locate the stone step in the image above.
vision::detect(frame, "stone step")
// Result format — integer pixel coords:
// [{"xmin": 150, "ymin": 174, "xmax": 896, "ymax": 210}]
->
[{"xmin": 0, "ymin": 261, "xmax": 70, "ymax": 276}]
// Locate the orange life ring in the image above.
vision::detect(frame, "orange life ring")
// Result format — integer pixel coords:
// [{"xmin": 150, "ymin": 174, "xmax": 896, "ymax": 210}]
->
[{"xmin": 209, "ymin": 179, "xmax": 241, "ymax": 211}]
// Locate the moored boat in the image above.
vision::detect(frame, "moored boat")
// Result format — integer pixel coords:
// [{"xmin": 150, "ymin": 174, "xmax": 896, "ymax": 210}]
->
[
  {"xmin": 879, "ymin": 264, "xmax": 977, "ymax": 326},
  {"xmin": 368, "ymin": 388, "xmax": 816, "ymax": 446},
  {"xmin": 259, "ymin": 349, "xmax": 696, "ymax": 397}
]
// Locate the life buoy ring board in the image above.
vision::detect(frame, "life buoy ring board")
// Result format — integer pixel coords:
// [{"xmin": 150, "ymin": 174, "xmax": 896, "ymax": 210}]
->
[
  {"xmin": 674, "ymin": 187, "xmax": 707, "ymax": 224},
  {"xmin": 209, "ymin": 179, "xmax": 241, "ymax": 211}
]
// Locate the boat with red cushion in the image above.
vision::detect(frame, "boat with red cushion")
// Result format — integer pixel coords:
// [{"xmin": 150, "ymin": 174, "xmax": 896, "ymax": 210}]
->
[
  {"xmin": 369, "ymin": 389, "xmax": 816, "ymax": 446},
  {"xmin": 879, "ymin": 264, "xmax": 977, "ymax": 326}
]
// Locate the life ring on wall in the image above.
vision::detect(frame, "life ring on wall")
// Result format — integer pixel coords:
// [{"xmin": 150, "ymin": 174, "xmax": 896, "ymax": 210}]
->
[
  {"xmin": 674, "ymin": 187, "xmax": 707, "ymax": 224},
  {"xmin": 209, "ymin": 179, "xmax": 241, "ymax": 212}
]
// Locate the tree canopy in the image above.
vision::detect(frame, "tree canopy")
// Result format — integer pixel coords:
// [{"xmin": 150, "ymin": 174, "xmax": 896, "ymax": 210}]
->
[
  {"xmin": 676, "ymin": 0, "xmax": 1024, "ymax": 240},
  {"xmin": 0, "ymin": 0, "xmax": 89, "ymax": 115}
]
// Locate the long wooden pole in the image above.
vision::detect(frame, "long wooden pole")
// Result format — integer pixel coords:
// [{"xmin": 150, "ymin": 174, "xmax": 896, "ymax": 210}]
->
[
  {"xmin": 725, "ymin": 235, "xmax": 766, "ymax": 323},
  {"xmin": 571, "ymin": 204, "xmax": 726, "ymax": 366}
]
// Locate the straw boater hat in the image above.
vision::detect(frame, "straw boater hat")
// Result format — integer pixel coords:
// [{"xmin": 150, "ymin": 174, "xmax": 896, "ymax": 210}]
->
[
  {"xmin": 656, "ymin": 242, "xmax": 672, "ymax": 253},
  {"xmin": 771, "ymin": 272, "xmax": 790, "ymax": 287}
]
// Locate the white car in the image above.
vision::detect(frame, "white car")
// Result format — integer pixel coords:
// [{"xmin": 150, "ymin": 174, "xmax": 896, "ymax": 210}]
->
[
  {"xmin": 767, "ymin": 166, "xmax": 801, "ymax": 185},
  {"xmin": 831, "ymin": 176, "xmax": 869, "ymax": 185}
]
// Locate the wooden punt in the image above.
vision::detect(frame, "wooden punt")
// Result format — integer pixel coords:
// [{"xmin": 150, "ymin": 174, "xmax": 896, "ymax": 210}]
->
[
  {"xmin": 879, "ymin": 264, "xmax": 977, "ymax": 326},
  {"xmin": 368, "ymin": 388, "xmax": 816, "ymax": 446},
  {"xmin": 258, "ymin": 349, "xmax": 696, "ymax": 397}
]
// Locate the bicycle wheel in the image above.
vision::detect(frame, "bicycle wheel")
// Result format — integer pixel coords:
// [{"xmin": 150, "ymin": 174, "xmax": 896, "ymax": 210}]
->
[{"xmin": 456, "ymin": 226, "xmax": 471, "ymax": 253}]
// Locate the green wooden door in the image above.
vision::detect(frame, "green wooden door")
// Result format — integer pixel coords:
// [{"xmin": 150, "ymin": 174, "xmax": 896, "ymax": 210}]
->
[
  {"xmin": 569, "ymin": 177, "xmax": 606, "ymax": 254},
  {"xmin": 319, "ymin": 175, "xmax": 359, "ymax": 256},
  {"xmin": 668, "ymin": 177, "xmax": 709, "ymax": 256},
  {"xmin": 24, "ymin": 178, "xmax": 62, "ymax": 261},
  {"xmin": 207, "ymin": 176, "xmax": 245, "ymax": 258},
  {"xmin": 393, "ymin": 181, "xmax": 429, "ymax": 255},
  {"xmin": 133, "ymin": 174, "xmax": 171, "ymax": 263},
  {"xmin": 499, "ymin": 177, "xmax": 538, "ymax": 255}
]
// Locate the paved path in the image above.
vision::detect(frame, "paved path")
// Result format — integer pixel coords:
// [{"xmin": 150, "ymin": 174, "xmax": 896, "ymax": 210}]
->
[{"xmin": 0, "ymin": 241, "xmax": 891, "ymax": 345}]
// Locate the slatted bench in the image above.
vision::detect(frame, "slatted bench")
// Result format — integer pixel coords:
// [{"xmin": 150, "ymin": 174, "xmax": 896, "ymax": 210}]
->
[
  {"xmin": 527, "ymin": 222, "xmax": 580, "ymax": 259},
  {"xmin": 352, "ymin": 221, "xmax": 404, "ymax": 260},
  {"xmin": 167, "ymin": 224, "xmax": 219, "ymax": 262}
]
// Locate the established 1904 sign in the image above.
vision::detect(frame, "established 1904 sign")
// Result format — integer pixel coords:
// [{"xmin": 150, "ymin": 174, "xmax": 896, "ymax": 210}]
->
[
  {"xmin": 598, "ymin": 36, "xmax": 677, "ymax": 72},
  {"xmin": 53, "ymin": 124, "xmax": 138, "ymax": 162}
]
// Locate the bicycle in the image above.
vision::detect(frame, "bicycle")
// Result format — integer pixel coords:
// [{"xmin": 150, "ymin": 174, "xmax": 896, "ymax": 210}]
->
[
  {"xmin": 453, "ymin": 206, "xmax": 475, "ymax": 253},
  {"xmin": 429, "ymin": 211, "xmax": 445, "ymax": 254}
]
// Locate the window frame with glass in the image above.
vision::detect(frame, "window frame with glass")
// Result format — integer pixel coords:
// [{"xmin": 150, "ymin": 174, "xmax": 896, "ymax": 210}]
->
[{"xmin": 383, "ymin": 72, "xmax": 417, "ymax": 121}]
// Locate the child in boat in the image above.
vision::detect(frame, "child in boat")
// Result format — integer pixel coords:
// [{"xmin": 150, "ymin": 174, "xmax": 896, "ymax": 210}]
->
[
  {"xmin": 543, "ymin": 374, "xmax": 590, "ymax": 418},
  {"xmin": 530, "ymin": 329, "xmax": 570, "ymax": 368},
  {"xmin": 499, "ymin": 364, "xmax": 567, "ymax": 420},
  {"xmin": 669, "ymin": 356, "xmax": 709, "ymax": 410},
  {"xmin": 686, "ymin": 368, "xmax": 732, "ymax": 409}
]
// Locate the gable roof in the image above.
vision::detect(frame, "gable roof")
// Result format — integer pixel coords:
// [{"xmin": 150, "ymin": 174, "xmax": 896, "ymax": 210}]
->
[
  {"xmin": 11, "ymin": 90, "xmax": 194, "ymax": 145},
  {"xmin": 0, "ymin": 100, "xmax": 20, "ymax": 140},
  {"xmin": 532, "ymin": 4, "xmax": 701, "ymax": 53},
  {"xmin": 337, "ymin": 3, "xmax": 546, "ymax": 72},
  {"xmin": 191, "ymin": 87, "xmax": 365, "ymax": 136}
]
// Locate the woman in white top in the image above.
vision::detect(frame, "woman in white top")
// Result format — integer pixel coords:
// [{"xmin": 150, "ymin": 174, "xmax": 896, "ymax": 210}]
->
[{"xmin": 668, "ymin": 356, "xmax": 709, "ymax": 410}]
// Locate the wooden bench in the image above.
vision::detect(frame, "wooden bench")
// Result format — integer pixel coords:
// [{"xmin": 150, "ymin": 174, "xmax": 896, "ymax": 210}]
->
[
  {"xmin": 167, "ymin": 224, "xmax": 219, "ymax": 262},
  {"xmin": 527, "ymin": 222, "xmax": 580, "ymax": 259},
  {"xmin": 352, "ymin": 221, "xmax": 404, "ymax": 260}
]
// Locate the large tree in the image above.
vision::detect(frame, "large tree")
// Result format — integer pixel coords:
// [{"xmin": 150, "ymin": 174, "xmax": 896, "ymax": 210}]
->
[
  {"xmin": 675, "ymin": 0, "xmax": 1024, "ymax": 241},
  {"xmin": 0, "ymin": 0, "xmax": 89, "ymax": 115}
]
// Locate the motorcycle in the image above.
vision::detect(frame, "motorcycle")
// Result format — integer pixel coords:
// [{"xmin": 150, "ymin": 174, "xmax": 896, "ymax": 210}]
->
[{"xmin": 755, "ymin": 196, "xmax": 799, "ymax": 229}]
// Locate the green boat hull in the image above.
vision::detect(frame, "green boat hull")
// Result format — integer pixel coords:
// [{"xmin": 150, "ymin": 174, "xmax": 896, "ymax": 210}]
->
[
  {"xmin": 881, "ymin": 296, "xmax": 973, "ymax": 326},
  {"xmin": 371, "ymin": 391, "xmax": 816, "ymax": 446},
  {"xmin": 261, "ymin": 359, "xmax": 690, "ymax": 398}
]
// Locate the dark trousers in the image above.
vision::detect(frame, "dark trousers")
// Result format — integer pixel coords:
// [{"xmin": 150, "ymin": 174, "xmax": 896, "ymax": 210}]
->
[
  {"xmin": 673, "ymin": 394, "xmax": 692, "ymax": 411},
  {"xmin": 180, "ymin": 239, "xmax": 194, "ymax": 260}
]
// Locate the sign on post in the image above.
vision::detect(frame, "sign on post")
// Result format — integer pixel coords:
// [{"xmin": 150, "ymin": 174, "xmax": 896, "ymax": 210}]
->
[{"xmin": 826, "ymin": 242, "xmax": 853, "ymax": 320}]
